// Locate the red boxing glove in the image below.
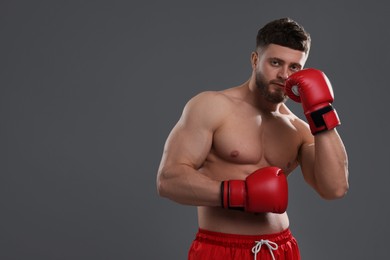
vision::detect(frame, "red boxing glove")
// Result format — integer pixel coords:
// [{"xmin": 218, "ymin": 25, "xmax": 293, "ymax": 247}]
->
[
  {"xmin": 285, "ymin": 68, "xmax": 341, "ymax": 134},
  {"xmin": 221, "ymin": 167, "xmax": 288, "ymax": 214}
]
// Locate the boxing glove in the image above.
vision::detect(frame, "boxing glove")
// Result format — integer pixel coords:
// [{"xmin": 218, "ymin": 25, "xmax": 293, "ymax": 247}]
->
[
  {"xmin": 285, "ymin": 68, "xmax": 341, "ymax": 134},
  {"xmin": 221, "ymin": 167, "xmax": 288, "ymax": 214}
]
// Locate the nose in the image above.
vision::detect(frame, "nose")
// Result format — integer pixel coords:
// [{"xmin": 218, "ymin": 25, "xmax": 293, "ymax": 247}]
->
[{"xmin": 277, "ymin": 67, "xmax": 289, "ymax": 80}]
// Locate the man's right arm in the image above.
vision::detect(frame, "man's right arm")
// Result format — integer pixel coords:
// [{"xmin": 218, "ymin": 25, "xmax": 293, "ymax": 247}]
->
[{"xmin": 156, "ymin": 92, "xmax": 226, "ymax": 207}]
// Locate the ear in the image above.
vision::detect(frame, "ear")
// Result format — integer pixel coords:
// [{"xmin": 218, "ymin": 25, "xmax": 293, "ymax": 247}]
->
[{"xmin": 251, "ymin": 52, "xmax": 258, "ymax": 69}]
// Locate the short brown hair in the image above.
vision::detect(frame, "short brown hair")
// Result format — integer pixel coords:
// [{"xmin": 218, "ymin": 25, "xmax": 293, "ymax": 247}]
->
[{"xmin": 256, "ymin": 18, "xmax": 311, "ymax": 54}]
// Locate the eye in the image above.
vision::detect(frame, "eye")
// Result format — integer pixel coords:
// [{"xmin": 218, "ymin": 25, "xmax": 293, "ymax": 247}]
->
[
  {"xmin": 270, "ymin": 59, "xmax": 280, "ymax": 66},
  {"xmin": 290, "ymin": 64, "xmax": 301, "ymax": 72}
]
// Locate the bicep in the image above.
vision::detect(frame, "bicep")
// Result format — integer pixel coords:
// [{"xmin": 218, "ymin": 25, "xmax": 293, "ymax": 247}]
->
[
  {"xmin": 160, "ymin": 92, "xmax": 223, "ymax": 171},
  {"xmin": 162, "ymin": 120, "xmax": 213, "ymax": 170}
]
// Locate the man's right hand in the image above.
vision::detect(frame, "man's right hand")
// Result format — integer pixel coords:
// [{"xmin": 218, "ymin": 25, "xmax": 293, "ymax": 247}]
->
[{"xmin": 221, "ymin": 167, "xmax": 288, "ymax": 214}]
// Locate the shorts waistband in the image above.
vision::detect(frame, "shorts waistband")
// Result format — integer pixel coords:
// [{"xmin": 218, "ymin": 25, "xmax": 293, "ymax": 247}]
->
[{"xmin": 195, "ymin": 228, "xmax": 293, "ymax": 249}]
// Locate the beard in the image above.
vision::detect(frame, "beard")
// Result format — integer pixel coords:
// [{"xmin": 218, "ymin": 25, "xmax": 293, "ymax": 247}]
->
[{"xmin": 255, "ymin": 70, "xmax": 287, "ymax": 104}]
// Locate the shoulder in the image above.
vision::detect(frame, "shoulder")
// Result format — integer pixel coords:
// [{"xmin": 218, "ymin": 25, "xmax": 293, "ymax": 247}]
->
[
  {"xmin": 186, "ymin": 90, "xmax": 233, "ymax": 106},
  {"xmin": 180, "ymin": 91, "xmax": 233, "ymax": 130},
  {"xmin": 184, "ymin": 91, "xmax": 234, "ymax": 113}
]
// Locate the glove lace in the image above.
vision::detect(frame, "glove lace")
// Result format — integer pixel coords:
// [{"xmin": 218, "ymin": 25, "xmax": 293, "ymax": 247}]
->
[{"xmin": 252, "ymin": 239, "xmax": 278, "ymax": 260}]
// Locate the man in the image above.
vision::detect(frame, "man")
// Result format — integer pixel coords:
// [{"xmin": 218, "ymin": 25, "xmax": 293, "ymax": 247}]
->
[{"xmin": 157, "ymin": 18, "xmax": 349, "ymax": 260}]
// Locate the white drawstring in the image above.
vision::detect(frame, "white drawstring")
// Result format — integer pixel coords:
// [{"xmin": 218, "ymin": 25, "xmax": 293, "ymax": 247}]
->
[{"xmin": 252, "ymin": 239, "xmax": 278, "ymax": 260}]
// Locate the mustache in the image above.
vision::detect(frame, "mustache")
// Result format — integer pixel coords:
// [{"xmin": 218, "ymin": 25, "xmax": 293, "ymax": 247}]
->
[{"xmin": 269, "ymin": 80, "xmax": 285, "ymax": 86}]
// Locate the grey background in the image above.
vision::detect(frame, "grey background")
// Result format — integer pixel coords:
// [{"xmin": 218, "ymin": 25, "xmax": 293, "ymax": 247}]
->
[{"xmin": 1, "ymin": 1, "xmax": 389, "ymax": 259}]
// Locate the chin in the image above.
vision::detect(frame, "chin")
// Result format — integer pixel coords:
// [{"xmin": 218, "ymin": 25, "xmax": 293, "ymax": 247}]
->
[{"xmin": 266, "ymin": 91, "xmax": 286, "ymax": 104}]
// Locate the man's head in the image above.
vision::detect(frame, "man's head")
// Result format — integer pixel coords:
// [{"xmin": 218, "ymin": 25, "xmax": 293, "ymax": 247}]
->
[
  {"xmin": 256, "ymin": 17, "xmax": 311, "ymax": 54},
  {"xmin": 252, "ymin": 18, "xmax": 310, "ymax": 104}
]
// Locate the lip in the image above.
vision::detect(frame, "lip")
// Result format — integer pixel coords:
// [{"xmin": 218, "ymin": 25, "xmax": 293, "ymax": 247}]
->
[{"xmin": 271, "ymin": 82, "xmax": 285, "ymax": 88}]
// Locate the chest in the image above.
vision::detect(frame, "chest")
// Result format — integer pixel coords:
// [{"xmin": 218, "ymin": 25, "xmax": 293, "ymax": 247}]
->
[{"xmin": 212, "ymin": 112, "xmax": 301, "ymax": 171}]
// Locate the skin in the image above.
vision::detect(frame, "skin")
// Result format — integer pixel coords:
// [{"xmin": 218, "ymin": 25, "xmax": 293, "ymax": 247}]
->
[{"xmin": 157, "ymin": 44, "xmax": 349, "ymax": 235}]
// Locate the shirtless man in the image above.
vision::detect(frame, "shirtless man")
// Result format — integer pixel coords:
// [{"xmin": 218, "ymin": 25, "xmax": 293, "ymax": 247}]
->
[{"xmin": 157, "ymin": 18, "xmax": 349, "ymax": 260}]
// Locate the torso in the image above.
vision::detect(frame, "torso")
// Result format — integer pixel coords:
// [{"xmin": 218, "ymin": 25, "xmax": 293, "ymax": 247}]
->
[{"xmin": 197, "ymin": 87, "xmax": 304, "ymax": 235}]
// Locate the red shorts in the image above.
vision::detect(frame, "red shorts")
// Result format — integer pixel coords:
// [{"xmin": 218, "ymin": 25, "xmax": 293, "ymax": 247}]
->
[{"xmin": 188, "ymin": 228, "xmax": 300, "ymax": 260}]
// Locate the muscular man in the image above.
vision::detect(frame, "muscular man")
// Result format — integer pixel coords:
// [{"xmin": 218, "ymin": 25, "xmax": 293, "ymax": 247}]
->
[{"xmin": 157, "ymin": 18, "xmax": 349, "ymax": 260}]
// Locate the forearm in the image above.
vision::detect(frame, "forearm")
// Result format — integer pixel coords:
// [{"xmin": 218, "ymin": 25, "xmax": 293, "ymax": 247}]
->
[
  {"xmin": 314, "ymin": 129, "xmax": 349, "ymax": 199},
  {"xmin": 157, "ymin": 164, "xmax": 221, "ymax": 207}
]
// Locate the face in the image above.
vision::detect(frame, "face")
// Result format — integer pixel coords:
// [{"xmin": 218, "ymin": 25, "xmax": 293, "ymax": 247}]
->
[{"xmin": 252, "ymin": 44, "xmax": 308, "ymax": 103}]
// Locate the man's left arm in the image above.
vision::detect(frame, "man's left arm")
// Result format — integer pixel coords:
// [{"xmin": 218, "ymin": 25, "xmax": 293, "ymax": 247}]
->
[{"xmin": 286, "ymin": 68, "xmax": 349, "ymax": 199}]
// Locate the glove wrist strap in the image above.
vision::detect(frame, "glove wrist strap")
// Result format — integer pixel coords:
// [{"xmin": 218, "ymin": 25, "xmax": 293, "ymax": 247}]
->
[
  {"xmin": 306, "ymin": 105, "xmax": 341, "ymax": 135},
  {"xmin": 221, "ymin": 180, "xmax": 246, "ymax": 210}
]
